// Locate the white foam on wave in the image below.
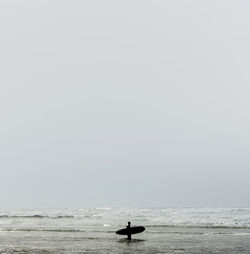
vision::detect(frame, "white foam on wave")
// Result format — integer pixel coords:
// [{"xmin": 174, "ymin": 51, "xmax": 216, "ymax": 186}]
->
[{"xmin": 0, "ymin": 208, "xmax": 250, "ymax": 229}]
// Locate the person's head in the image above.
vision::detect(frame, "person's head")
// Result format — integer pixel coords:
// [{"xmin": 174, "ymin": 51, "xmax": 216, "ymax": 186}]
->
[{"xmin": 128, "ymin": 221, "xmax": 131, "ymax": 226}]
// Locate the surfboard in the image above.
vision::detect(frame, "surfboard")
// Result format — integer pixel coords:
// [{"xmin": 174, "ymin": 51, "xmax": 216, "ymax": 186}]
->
[{"xmin": 116, "ymin": 226, "xmax": 145, "ymax": 235}]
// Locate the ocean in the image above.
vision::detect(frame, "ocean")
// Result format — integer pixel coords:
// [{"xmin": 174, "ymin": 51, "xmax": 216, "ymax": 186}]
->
[{"xmin": 0, "ymin": 208, "xmax": 250, "ymax": 253}]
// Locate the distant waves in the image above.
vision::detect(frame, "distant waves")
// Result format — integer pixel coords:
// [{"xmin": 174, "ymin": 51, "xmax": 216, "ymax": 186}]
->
[
  {"xmin": 0, "ymin": 215, "xmax": 74, "ymax": 219},
  {"xmin": 1, "ymin": 207, "xmax": 250, "ymax": 228}
]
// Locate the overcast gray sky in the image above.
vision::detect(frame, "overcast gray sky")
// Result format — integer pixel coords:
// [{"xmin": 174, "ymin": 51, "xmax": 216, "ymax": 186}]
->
[{"xmin": 0, "ymin": 0, "xmax": 250, "ymax": 208}]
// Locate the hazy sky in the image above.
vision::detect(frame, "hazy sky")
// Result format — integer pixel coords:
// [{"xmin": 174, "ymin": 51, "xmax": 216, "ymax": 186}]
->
[{"xmin": 0, "ymin": 1, "xmax": 250, "ymax": 208}]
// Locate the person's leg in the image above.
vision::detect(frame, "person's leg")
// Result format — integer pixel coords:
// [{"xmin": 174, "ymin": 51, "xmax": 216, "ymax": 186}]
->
[{"xmin": 127, "ymin": 233, "xmax": 131, "ymax": 240}]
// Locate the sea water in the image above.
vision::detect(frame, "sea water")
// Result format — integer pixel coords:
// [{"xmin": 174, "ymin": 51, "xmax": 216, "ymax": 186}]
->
[{"xmin": 0, "ymin": 208, "xmax": 250, "ymax": 253}]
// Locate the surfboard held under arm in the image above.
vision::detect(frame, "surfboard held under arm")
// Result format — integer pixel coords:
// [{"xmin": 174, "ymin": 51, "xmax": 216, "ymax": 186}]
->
[{"xmin": 116, "ymin": 226, "xmax": 145, "ymax": 235}]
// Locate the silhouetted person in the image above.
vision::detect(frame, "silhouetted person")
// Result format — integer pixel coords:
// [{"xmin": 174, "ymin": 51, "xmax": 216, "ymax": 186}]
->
[{"xmin": 127, "ymin": 221, "xmax": 131, "ymax": 240}]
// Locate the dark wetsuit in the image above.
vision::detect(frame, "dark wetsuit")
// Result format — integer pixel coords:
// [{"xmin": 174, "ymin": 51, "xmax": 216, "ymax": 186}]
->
[{"xmin": 127, "ymin": 223, "xmax": 131, "ymax": 240}]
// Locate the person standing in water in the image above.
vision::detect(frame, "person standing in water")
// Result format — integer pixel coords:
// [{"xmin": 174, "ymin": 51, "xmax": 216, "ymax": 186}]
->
[{"xmin": 127, "ymin": 221, "xmax": 131, "ymax": 240}]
